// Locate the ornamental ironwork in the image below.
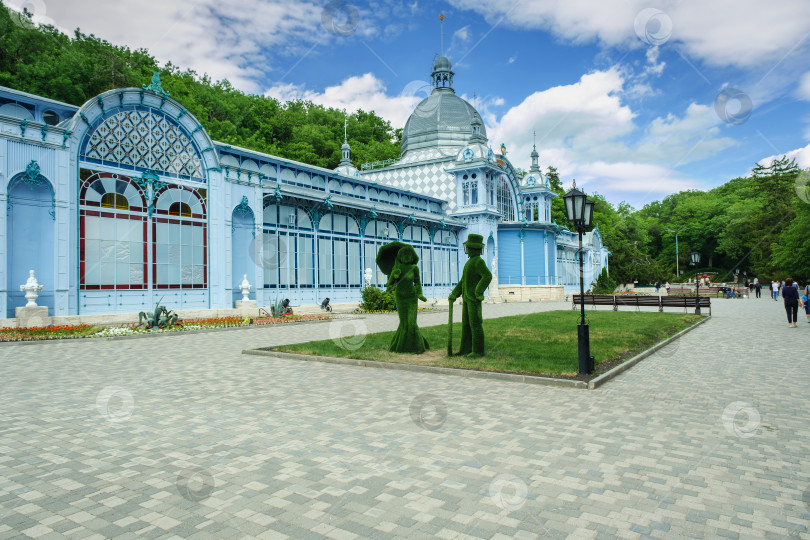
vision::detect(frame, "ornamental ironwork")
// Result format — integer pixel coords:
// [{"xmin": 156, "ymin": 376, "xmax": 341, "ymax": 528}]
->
[
  {"xmin": 84, "ymin": 109, "xmax": 203, "ymax": 179},
  {"xmin": 143, "ymin": 71, "xmax": 171, "ymax": 97},
  {"xmin": 135, "ymin": 170, "xmax": 168, "ymax": 218},
  {"xmin": 21, "ymin": 160, "xmax": 44, "ymax": 189},
  {"xmin": 234, "ymin": 196, "xmax": 253, "ymax": 217}
]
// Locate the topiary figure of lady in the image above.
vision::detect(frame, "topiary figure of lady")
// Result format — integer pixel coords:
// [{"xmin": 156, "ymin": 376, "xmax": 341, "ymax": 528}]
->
[
  {"xmin": 376, "ymin": 241, "xmax": 429, "ymax": 354},
  {"xmin": 448, "ymin": 234, "xmax": 492, "ymax": 357}
]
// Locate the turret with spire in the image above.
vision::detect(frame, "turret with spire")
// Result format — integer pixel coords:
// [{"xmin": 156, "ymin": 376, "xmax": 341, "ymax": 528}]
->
[
  {"xmin": 340, "ymin": 116, "xmax": 351, "ymax": 165},
  {"xmin": 334, "ymin": 115, "xmax": 359, "ymax": 177}
]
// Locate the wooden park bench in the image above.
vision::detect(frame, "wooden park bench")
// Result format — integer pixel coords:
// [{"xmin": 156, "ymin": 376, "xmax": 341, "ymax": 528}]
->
[
  {"xmin": 660, "ymin": 295, "xmax": 711, "ymax": 315},
  {"xmin": 573, "ymin": 294, "xmax": 710, "ymax": 315}
]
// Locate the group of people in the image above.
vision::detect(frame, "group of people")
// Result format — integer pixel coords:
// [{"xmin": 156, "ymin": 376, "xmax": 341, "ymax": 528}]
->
[{"xmin": 775, "ymin": 279, "xmax": 810, "ymax": 327}]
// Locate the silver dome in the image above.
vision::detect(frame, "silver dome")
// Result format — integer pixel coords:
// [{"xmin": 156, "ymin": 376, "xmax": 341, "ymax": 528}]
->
[
  {"xmin": 433, "ymin": 55, "xmax": 452, "ymax": 71},
  {"xmin": 401, "ymin": 92, "xmax": 487, "ymax": 156}
]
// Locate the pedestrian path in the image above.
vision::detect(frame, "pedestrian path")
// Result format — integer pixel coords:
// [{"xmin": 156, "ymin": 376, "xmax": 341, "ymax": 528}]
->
[{"xmin": 0, "ymin": 297, "xmax": 807, "ymax": 539}]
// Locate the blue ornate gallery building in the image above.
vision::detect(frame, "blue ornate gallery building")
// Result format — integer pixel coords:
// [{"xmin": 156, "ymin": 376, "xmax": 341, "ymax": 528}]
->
[{"xmin": 0, "ymin": 56, "xmax": 608, "ymax": 317}]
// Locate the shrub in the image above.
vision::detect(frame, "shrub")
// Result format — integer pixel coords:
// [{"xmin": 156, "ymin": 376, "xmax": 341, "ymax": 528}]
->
[
  {"xmin": 593, "ymin": 267, "xmax": 617, "ymax": 294},
  {"xmin": 360, "ymin": 286, "xmax": 396, "ymax": 311}
]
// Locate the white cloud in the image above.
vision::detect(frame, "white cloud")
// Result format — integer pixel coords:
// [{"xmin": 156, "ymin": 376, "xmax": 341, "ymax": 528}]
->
[
  {"xmin": 449, "ymin": 0, "xmax": 810, "ymax": 69},
  {"xmin": 634, "ymin": 103, "xmax": 737, "ymax": 164},
  {"xmin": 758, "ymin": 143, "xmax": 810, "ymax": 169},
  {"xmin": 489, "ymin": 68, "xmax": 635, "ymax": 158},
  {"xmin": 644, "ymin": 46, "xmax": 665, "ymax": 76},
  {"xmin": 265, "ymin": 73, "xmax": 422, "ymax": 129},
  {"xmin": 488, "ymin": 68, "xmax": 736, "ymax": 172}
]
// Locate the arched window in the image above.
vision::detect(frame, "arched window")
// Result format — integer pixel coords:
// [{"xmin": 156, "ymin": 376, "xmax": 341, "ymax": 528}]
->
[
  {"xmin": 154, "ymin": 187, "xmax": 206, "ymax": 288},
  {"xmin": 101, "ymin": 193, "xmax": 129, "ymax": 210},
  {"xmin": 79, "ymin": 171, "xmax": 146, "ymax": 289},
  {"xmin": 432, "ymin": 229, "xmax": 460, "ymax": 287},
  {"xmin": 169, "ymin": 202, "xmax": 192, "ymax": 217},
  {"xmin": 497, "ymin": 178, "xmax": 515, "ymax": 221}
]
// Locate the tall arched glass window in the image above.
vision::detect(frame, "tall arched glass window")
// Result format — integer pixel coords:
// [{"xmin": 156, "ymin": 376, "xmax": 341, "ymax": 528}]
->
[
  {"xmin": 79, "ymin": 172, "xmax": 147, "ymax": 289},
  {"xmin": 432, "ymin": 229, "xmax": 459, "ymax": 287},
  {"xmin": 153, "ymin": 187, "xmax": 207, "ymax": 288},
  {"xmin": 497, "ymin": 178, "xmax": 515, "ymax": 221}
]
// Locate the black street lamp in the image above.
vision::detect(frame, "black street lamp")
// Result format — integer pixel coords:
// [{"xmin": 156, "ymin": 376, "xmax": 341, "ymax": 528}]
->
[
  {"xmin": 691, "ymin": 250, "xmax": 701, "ymax": 314},
  {"xmin": 563, "ymin": 180, "xmax": 595, "ymax": 375}
]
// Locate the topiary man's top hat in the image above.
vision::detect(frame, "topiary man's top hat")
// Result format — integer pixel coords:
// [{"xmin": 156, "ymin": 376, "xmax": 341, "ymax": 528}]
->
[{"xmin": 464, "ymin": 234, "xmax": 485, "ymax": 249}]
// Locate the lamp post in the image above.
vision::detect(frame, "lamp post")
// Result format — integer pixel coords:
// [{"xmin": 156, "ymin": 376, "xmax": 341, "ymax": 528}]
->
[
  {"xmin": 691, "ymin": 250, "xmax": 701, "ymax": 314},
  {"xmin": 735, "ymin": 268, "xmax": 740, "ymax": 283},
  {"xmin": 563, "ymin": 180, "xmax": 595, "ymax": 375},
  {"xmin": 666, "ymin": 226, "xmax": 690, "ymax": 278}
]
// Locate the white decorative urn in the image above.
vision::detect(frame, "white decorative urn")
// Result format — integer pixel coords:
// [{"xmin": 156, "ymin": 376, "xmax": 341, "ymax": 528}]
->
[
  {"xmin": 20, "ymin": 269, "xmax": 44, "ymax": 307},
  {"xmin": 364, "ymin": 268, "xmax": 372, "ymax": 287},
  {"xmin": 239, "ymin": 274, "xmax": 251, "ymax": 301}
]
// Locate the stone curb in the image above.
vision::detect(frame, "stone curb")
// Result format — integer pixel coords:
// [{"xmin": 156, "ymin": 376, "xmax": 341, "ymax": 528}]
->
[
  {"xmin": 587, "ymin": 314, "xmax": 711, "ymax": 389},
  {"xmin": 242, "ymin": 348, "xmax": 588, "ymax": 389},
  {"xmin": 0, "ymin": 316, "xmax": 358, "ymax": 346}
]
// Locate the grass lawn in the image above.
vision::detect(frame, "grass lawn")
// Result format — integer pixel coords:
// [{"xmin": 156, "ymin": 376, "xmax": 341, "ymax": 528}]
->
[{"xmin": 274, "ymin": 310, "xmax": 704, "ymax": 378}]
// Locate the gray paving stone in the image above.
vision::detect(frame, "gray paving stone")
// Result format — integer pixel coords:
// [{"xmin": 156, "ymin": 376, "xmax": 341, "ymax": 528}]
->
[{"xmin": 0, "ymin": 300, "xmax": 808, "ymax": 538}]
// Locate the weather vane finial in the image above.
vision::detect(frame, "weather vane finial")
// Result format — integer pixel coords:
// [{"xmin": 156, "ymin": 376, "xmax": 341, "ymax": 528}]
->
[
  {"xmin": 439, "ymin": 14, "xmax": 445, "ymax": 56},
  {"xmin": 533, "ymin": 129, "xmax": 536, "ymax": 150},
  {"xmin": 343, "ymin": 115, "xmax": 347, "ymax": 144}
]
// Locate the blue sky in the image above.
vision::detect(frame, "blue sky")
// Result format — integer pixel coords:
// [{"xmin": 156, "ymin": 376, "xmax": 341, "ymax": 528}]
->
[{"xmin": 13, "ymin": 0, "xmax": 810, "ymax": 208}]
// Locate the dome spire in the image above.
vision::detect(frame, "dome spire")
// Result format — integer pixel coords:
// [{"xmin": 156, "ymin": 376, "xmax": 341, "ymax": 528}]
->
[
  {"xmin": 440, "ymin": 14, "xmax": 445, "ymax": 56},
  {"xmin": 432, "ymin": 15, "xmax": 454, "ymax": 93}
]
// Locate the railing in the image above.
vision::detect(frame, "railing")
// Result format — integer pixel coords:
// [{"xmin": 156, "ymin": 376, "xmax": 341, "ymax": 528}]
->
[{"xmin": 361, "ymin": 158, "xmax": 400, "ymax": 171}]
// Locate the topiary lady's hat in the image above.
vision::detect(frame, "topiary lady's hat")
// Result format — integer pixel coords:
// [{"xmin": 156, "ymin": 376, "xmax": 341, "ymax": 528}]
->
[{"xmin": 464, "ymin": 234, "xmax": 485, "ymax": 249}]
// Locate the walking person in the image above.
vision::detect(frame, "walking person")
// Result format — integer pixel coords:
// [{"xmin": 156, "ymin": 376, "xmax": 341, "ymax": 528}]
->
[
  {"xmin": 801, "ymin": 290, "xmax": 810, "ymax": 323},
  {"xmin": 665, "ymin": 281, "xmax": 670, "ymax": 295},
  {"xmin": 772, "ymin": 280, "xmax": 780, "ymax": 301},
  {"xmin": 755, "ymin": 282, "xmax": 761, "ymax": 298},
  {"xmin": 783, "ymin": 278, "xmax": 800, "ymax": 327}
]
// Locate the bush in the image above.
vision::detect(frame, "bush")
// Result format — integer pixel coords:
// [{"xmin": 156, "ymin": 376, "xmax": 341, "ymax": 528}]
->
[
  {"xmin": 593, "ymin": 267, "xmax": 617, "ymax": 294},
  {"xmin": 360, "ymin": 286, "xmax": 397, "ymax": 311}
]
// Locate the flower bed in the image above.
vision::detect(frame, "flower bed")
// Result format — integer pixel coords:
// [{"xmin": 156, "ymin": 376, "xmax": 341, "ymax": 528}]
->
[
  {"xmin": 0, "ymin": 314, "xmax": 332, "ymax": 342},
  {"xmin": 0, "ymin": 324, "xmax": 98, "ymax": 341},
  {"xmin": 252, "ymin": 314, "xmax": 330, "ymax": 325}
]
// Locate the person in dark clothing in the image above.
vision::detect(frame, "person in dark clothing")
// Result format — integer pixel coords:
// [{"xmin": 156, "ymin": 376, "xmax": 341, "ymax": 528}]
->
[
  {"xmin": 755, "ymin": 282, "xmax": 761, "ymax": 298},
  {"xmin": 783, "ymin": 278, "xmax": 800, "ymax": 327}
]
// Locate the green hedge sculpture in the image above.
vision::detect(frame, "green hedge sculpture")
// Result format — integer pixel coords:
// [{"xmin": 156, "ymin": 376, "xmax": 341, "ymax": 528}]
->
[
  {"xmin": 376, "ymin": 242, "xmax": 429, "ymax": 353},
  {"xmin": 448, "ymin": 234, "xmax": 492, "ymax": 357}
]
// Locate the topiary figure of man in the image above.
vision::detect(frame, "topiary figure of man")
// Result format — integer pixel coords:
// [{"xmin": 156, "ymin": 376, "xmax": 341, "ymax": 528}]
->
[{"xmin": 448, "ymin": 234, "xmax": 492, "ymax": 357}]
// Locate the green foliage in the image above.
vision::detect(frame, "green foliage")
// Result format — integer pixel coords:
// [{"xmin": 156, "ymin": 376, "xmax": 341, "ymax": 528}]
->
[
  {"xmin": 584, "ymin": 156, "xmax": 808, "ymax": 285},
  {"xmin": 360, "ymin": 286, "xmax": 396, "ymax": 311},
  {"xmin": 593, "ymin": 267, "xmax": 616, "ymax": 294},
  {"xmin": 0, "ymin": 3, "xmax": 400, "ymax": 168}
]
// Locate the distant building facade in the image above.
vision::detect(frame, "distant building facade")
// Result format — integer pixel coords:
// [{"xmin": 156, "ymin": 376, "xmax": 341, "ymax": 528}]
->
[{"xmin": 0, "ymin": 55, "xmax": 608, "ymax": 317}]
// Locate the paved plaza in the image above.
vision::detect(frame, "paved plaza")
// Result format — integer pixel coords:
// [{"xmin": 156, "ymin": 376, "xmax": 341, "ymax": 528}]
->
[{"xmin": 1, "ymin": 298, "xmax": 808, "ymax": 539}]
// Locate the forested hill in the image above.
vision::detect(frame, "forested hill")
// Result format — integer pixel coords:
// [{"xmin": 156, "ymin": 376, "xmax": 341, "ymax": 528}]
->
[
  {"xmin": 2, "ymin": 3, "xmax": 809, "ymax": 284},
  {"xmin": 0, "ymin": 2, "xmax": 401, "ymax": 169}
]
